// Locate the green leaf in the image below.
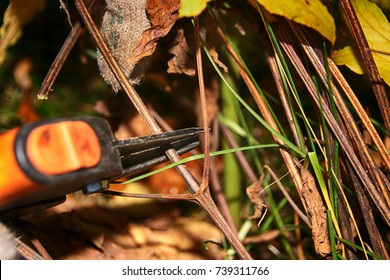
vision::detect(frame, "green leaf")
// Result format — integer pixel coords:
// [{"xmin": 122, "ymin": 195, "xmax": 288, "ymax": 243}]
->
[
  {"xmin": 332, "ymin": 0, "xmax": 390, "ymax": 85},
  {"xmin": 257, "ymin": 0, "xmax": 336, "ymax": 44},
  {"xmin": 179, "ymin": 0, "xmax": 210, "ymax": 17}
]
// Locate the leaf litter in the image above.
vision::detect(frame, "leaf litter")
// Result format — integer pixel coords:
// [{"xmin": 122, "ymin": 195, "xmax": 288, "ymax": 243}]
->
[{"xmin": 18, "ymin": 188, "xmax": 223, "ymax": 260}]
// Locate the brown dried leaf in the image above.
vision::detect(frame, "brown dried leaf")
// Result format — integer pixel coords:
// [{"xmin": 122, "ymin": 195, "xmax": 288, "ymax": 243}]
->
[
  {"xmin": 208, "ymin": 47, "xmax": 228, "ymax": 73},
  {"xmin": 14, "ymin": 59, "xmax": 40, "ymax": 123},
  {"xmin": 300, "ymin": 166, "xmax": 331, "ymax": 257},
  {"xmin": 130, "ymin": 0, "xmax": 181, "ymax": 62},
  {"xmin": 246, "ymin": 175, "xmax": 265, "ymax": 220},
  {"xmin": 147, "ymin": 152, "xmax": 203, "ymax": 194},
  {"xmin": 21, "ymin": 203, "xmax": 223, "ymax": 260},
  {"xmin": 17, "ymin": 93, "xmax": 40, "ymax": 123},
  {"xmin": 244, "ymin": 229, "xmax": 282, "ymax": 244},
  {"xmin": 167, "ymin": 27, "xmax": 196, "ymax": 76}
]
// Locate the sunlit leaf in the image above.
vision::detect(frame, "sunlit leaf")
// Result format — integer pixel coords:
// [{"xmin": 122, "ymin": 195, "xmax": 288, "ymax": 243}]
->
[
  {"xmin": 332, "ymin": 0, "xmax": 390, "ymax": 85},
  {"xmin": 370, "ymin": 0, "xmax": 390, "ymax": 9},
  {"xmin": 179, "ymin": 0, "xmax": 211, "ymax": 17},
  {"xmin": 257, "ymin": 0, "xmax": 336, "ymax": 44},
  {"xmin": 332, "ymin": 46, "xmax": 364, "ymax": 75},
  {"xmin": 0, "ymin": 0, "xmax": 46, "ymax": 64}
]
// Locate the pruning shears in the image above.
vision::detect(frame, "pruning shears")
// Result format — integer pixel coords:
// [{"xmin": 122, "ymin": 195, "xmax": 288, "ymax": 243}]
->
[{"xmin": 0, "ymin": 117, "xmax": 202, "ymax": 217}]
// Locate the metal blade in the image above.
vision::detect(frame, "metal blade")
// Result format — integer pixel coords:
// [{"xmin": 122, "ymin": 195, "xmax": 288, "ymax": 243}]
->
[{"xmin": 112, "ymin": 128, "xmax": 203, "ymax": 177}]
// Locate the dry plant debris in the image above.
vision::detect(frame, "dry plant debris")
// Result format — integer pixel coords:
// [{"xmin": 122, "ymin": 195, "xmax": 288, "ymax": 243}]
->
[{"xmin": 1, "ymin": 0, "xmax": 390, "ymax": 260}]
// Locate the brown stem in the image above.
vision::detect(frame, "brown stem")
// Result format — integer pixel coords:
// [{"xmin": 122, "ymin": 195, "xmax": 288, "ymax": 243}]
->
[
  {"xmin": 346, "ymin": 162, "xmax": 390, "ymax": 260},
  {"xmin": 74, "ymin": 0, "xmax": 200, "ymax": 193},
  {"xmin": 195, "ymin": 192, "xmax": 252, "ymax": 260},
  {"xmin": 215, "ymin": 25, "xmax": 304, "ymax": 204},
  {"xmin": 339, "ymin": 0, "xmax": 390, "ymax": 133},
  {"xmin": 209, "ymin": 121, "xmax": 238, "ymax": 235},
  {"xmin": 273, "ymin": 22, "xmax": 390, "ymax": 225},
  {"xmin": 75, "ymin": 0, "xmax": 250, "ymax": 259},
  {"xmin": 194, "ymin": 16, "xmax": 210, "ymax": 193},
  {"xmin": 220, "ymin": 124, "xmax": 258, "ymax": 183},
  {"xmin": 38, "ymin": 0, "xmax": 98, "ymax": 99},
  {"xmin": 286, "ymin": 22, "xmax": 390, "ymax": 224}
]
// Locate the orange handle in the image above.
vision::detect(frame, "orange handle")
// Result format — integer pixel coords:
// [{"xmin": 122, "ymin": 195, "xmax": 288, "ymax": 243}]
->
[
  {"xmin": 0, "ymin": 120, "xmax": 101, "ymax": 205},
  {"xmin": 0, "ymin": 128, "xmax": 39, "ymax": 202}
]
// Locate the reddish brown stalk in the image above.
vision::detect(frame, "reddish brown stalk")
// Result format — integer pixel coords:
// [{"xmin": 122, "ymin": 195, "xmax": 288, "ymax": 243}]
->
[
  {"xmin": 287, "ymin": 22, "xmax": 390, "ymax": 222},
  {"xmin": 215, "ymin": 26, "xmax": 304, "ymax": 202},
  {"xmin": 209, "ymin": 122, "xmax": 238, "ymax": 235},
  {"xmin": 15, "ymin": 239, "xmax": 45, "ymax": 260},
  {"xmin": 275, "ymin": 23, "xmax": 390, "ymax": 225},
  {"xmin": 327, "ymin": 59, "xmax": 390, "ymax": 171},
  {"xmin": 74, "ymin": 0, "xmax": 251, "ymax": 259},
  {"xmin": 339, "ymin": 0, "xmax": 390, "ymax": 133},
  {"xmin": 194, "ymin": 16, "xmax": 210, "ymax": 192},
  {"xmin": 38, "ymin": 0, "xmax": 98, "ymax": 99},
  {"xmin": 74, "ymin": 0, "xmax": 200, "ymax": 194}
]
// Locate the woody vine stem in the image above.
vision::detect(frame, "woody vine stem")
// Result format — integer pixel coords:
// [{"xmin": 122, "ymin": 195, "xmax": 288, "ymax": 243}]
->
[{"xmin": 73, "ymin": 0, "xmax": 251, "ymax": 259}]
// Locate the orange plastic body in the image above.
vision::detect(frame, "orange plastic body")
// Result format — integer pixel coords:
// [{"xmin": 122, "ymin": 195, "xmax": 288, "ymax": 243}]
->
[
  {"xmin": 0, "ymin": 128, "xmax": 38, "ymax": 202},
  {"xmin": 26, "ymin": 121, "xmax": 101, "ymax": 175},
  {"xmin": 0, "ymin": 121, "xmax": 101, "ymax": 204}
]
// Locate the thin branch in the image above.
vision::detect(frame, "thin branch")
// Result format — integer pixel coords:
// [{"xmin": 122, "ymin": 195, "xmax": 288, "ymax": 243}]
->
[
  {"xmin": 288, "ymin": 22, "xmax": 390, "ymax": 221},
  {"xmin": 215, "ymin": 25, "xmax": 304, "ymax": 199},
  {"xmin": 327, "ymin": 58, "xmax": 390, "ymax": 171},
  {"xmin": 194, "ymin": 16, "xmax": 210, "ymax": 192},
  {"xmin": 209, "ymin": 121, "xmax": 238, "ymax": 235},
  {"xmin": 263, "ymin": 165, "xmax": 309, "ymax": 226},
  {"xmin": 38, "ymin": 0, "xmax": 98, "ymax": 99},
  {"xmin": 339, "ymin": 0, "xmax": 390, "ymax": 133},
  {"xmin": 74, "ymin": 0, "xmax": 251, "ymax": 259},
  {"xmin": 15, "ymin": 239, "xmax": 45, "ymax": 260},
  {"xmin": 74, "ymin": 0, "xmax": 200, "ymax": 194},
  {"xmin": 220, "ymin": 124, "xmax": 258, "ymax": 183},
  {"xmin": 275, "ymin": 23, "xmax": 390, "ymax": 225}
]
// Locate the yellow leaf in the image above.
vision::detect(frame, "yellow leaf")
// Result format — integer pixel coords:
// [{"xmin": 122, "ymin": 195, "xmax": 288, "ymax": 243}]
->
[
  {"xmin": 0, "ymin": 0, "xmax": 46, "ymax": 64},
  {"xmin": 257, "ymin": 0, "xmax": 336, "ymax": 44},
  {"xmin": 332, "ymin": 0, "xmax": 390, "ymax": 85},
  {"xmin": 179, "ymin": 0, "xmax": 211, "ymax": 18},
  {"xmin": 370, "ymin": 0, "xmax": 390, "ymax": 9},
  {"xmin": 332, "ymin": 46, "xmax": 365, "ymax": 75}
]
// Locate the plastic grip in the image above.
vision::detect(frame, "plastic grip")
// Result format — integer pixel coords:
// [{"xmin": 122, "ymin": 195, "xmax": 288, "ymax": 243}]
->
[
  {"xmin": 0, "ymin": 128, "xmax": 39, "ymax": 202},
  {"xmin": 0, "ymin": 120, "xmax": 102, "ymax": 206}
]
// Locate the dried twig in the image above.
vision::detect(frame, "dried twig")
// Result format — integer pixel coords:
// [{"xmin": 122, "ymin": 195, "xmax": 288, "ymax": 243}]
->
[
  {"xmin": 38, "ymin": 0, "xmax": 99, "ymax": 99},
  {"xmin": 74, "ymin": 0, "xmax": 251, "ymax": 259},
  {"xmin": 275, "ymin": 22, "xmax": 390, "ymax": 226},
  {"xmin": 194, "ymin": 16, "xmax": 210, "ymax": 193},
  {"xmin": 215, "ymin": 25, "xmax": 304, "ymax": 201},
  {"xmin": 285, "ymin": 22, "xmax": 390, "ymax": 225},
  {"xmin": 74, "ymin": 0, "xmax": 200, "ymax": 193},
  {"xmin": 339, "ymin": 0, "xmax": 390, "ymax": 133},
  {"xmin": 15, "ymin": 239, "xmax": 45, "ymax": 260},
  {"xmin": 209, "ymin": 121, "xmax": 238, "ymax": 235}
]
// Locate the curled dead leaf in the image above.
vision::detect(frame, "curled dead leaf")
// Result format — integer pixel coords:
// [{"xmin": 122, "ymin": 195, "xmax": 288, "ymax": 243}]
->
[
  {"xmin": 208, "ymin": 47, "xmax": 228, "ymax": 73},
  {"xmin": 167, "ymin": 27, "xmax": 196, "ymax": 76},
  {"xmin": 246, "ymin": 175, "xmax": 265, "ymax": 221},
  {"xmin": 130, "ymin": 0, "xmax": 181, "ymax": 63},
  {"xmin": 300, "ymin": 166, "xmax": 331, "ymax": 257}
]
